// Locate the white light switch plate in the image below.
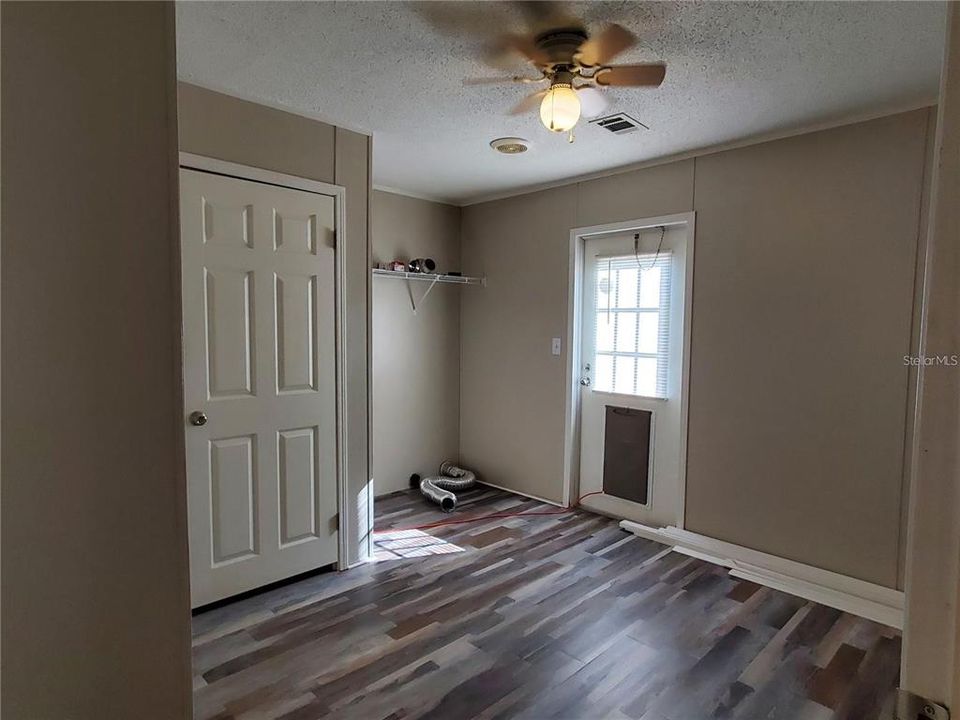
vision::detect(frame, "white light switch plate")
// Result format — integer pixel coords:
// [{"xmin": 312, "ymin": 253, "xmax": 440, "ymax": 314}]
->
[{"xmin": 551, "ymin": 337, "xmax": 562, "ymax": 356}]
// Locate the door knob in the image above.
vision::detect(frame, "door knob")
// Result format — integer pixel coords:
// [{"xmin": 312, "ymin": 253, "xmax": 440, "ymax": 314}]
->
[
  {"xmin": 189, "ymin": 411, "xmax": 207, "ymax": 427},
  {"xmin": 580, "ymin": 377, "xmax": 591, "ymax": 387}
]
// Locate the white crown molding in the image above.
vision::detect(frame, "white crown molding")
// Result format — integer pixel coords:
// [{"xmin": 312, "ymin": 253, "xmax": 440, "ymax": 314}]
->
[
  {"xmin": 179, "ymin": 79, "xmax": 933, "ymax": 211},
  {"xmin": 620, "ymin": 520, "xmax": 905, "ymax": 629},
  {"xmin": 458, "ymin": 98, "xmax": 937, "ymax": 207},
  {"xmin": 372, "ymin": 184, "xmax": 458, "ymax": 207}
]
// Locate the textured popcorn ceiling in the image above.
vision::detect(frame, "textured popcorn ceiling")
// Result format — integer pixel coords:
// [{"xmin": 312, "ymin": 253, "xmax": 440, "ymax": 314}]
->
[{"xmin": 176, "ymin": 1, "xmax": 946, "ymax": 205}]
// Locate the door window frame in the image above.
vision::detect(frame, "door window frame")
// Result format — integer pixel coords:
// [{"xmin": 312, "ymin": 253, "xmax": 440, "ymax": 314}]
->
[{"xmin": 562, "ymin": 212, "xmax": 696, "ymax": 527}]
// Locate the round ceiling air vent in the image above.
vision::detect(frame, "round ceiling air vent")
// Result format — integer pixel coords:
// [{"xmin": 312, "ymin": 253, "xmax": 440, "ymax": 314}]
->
[{"xmin": 489, "ymin": 137, "xmax": 530, "ymax": 154}]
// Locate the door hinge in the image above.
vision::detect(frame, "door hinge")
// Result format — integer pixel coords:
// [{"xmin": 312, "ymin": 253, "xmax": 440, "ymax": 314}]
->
[{"xmin": 896, "ymin": 689, "xmax": 949, "ymax": 720}]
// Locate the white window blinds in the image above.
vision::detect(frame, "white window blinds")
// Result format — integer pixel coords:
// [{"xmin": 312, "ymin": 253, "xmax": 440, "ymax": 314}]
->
[{"xmin": 594, "ymin": 252, "xmax": 673, "ymax": 398}]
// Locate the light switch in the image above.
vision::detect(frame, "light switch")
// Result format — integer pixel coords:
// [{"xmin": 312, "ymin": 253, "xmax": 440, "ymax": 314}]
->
[{"xmin": 551, "ymin": 337, "xmax": 562, "ymax": 356}]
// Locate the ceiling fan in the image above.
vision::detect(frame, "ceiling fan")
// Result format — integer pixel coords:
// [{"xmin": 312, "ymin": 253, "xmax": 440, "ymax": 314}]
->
[{"xmin": 463, "ymin": 17, "xmax": 666, "ymax": 138}]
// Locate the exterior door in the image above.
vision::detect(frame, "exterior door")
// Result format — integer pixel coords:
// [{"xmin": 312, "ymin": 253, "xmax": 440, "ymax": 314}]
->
[
  {"xmin": 180, "ymin": 168, "xmax": 339, "ymax": 607},
  {"xmin": 578, "ymin": 225, "xmax": 690, "ymax": 527}
]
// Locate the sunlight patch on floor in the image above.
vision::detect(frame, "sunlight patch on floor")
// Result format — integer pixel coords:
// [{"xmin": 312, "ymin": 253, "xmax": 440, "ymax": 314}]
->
[{"xmin": 372, "ymin": 529, "xmax": 465, "ymax": 561}]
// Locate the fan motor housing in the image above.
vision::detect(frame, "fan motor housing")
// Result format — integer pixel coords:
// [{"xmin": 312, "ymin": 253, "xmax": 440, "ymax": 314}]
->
[{"xmin": 535, "ymin": 28, "xmax": 588, "ymax": 66}]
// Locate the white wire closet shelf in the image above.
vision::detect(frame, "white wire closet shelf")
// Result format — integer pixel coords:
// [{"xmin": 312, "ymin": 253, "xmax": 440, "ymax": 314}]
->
[{"xmin": 371, "ymin": 268, "xmax": 484, "ymax": 313}]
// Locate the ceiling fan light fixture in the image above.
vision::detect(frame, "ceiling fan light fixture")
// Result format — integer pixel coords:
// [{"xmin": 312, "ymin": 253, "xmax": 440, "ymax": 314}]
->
[{"xmin": 539, "ymin": 83, "xmax": 581, "ymax": 133}]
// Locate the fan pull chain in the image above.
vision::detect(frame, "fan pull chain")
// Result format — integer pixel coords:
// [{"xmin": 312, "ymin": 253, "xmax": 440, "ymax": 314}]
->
[{"xmin": 635, "ymin": 226, "xmax": 666, "ymax": 271}]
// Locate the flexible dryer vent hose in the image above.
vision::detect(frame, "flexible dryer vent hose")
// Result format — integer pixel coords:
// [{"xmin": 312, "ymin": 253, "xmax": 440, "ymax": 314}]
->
[{"xmin": 419, "ymin": 461, "xmax": 476, "ymax": 513}]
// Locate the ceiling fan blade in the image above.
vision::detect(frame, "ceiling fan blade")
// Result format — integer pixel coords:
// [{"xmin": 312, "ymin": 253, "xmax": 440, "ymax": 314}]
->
[
  {"xmin": 414, "ymin": 2, "xmax": 513, "ymax": 37},
  {"xmin": 488, "ymin": 32, "xmax": 550, "ymax": 68},
  {"xmin": 577, "ymin": 24, "xmax": 636, "ymax": 67},
  {"xmin": 515, "ymin": 1, "xmax": 582, "ymax": 34},
  {"xmin": 463, "ymin": 76, "xmax": 530, "ymax": 86},
  {"xmin": 509, "ymin": 90, "xmax": 548, "ymax": 115},
  {"xmin": 595, "ymin": 64, "xmax": 666, "ymax": 87},
  {"xmin": 576, "ymin": 86, "xmax": 610, "ymax": 119}
]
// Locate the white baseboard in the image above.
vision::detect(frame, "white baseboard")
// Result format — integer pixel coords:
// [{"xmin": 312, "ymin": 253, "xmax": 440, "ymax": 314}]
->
[
  {"xmin": 619, "ymin": 521, "xmax": 904, "ymax": 629},
  {"xmin": 476, "ymin": 481, "xmax": 566, "ymax": 508}
]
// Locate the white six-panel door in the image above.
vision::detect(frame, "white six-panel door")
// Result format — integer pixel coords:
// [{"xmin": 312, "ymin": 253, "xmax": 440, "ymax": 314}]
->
[{"xmin": 180, "ymin": 168, "xmax": 339, "ymax": 607}]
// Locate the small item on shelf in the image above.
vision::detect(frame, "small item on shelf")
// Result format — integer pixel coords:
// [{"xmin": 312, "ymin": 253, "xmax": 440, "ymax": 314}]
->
[
  {"xmin": 447, "ymin": 271, "xmax": 462, "ymax": 277},
  {"xmin": 388, "ymin": 260, "xmax": 406, "ymax": 272},
  {"xmin": 408, "ymin": 258, "xmax": 437, "ymax": 274}
]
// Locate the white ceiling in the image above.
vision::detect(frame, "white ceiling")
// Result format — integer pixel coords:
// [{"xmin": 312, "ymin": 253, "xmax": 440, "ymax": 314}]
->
[{"xmin": 176, "ymin": 1, "xmax": 946, "ymax": 205}]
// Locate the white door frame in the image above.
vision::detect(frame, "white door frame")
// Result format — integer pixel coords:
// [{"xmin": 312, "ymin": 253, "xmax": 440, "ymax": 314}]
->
[
  {"xmin": 562, "ymin": 211, "xmax": 696, "ymax": 527},
  {"xmin": 178, "ymin": 152, "xmax": 350, "ymax": 570}
]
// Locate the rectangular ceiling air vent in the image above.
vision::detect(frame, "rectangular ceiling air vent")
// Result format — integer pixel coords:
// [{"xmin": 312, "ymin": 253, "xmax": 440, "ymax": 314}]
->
[{"xmin": 590, "ymin": 113, "xmax": 649, "ymax": 136}]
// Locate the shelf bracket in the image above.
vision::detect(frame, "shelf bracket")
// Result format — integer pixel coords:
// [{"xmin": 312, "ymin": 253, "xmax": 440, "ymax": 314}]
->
[{"xmin": 407, "ymin": 275, "xmax": 441, "ymax": 314}]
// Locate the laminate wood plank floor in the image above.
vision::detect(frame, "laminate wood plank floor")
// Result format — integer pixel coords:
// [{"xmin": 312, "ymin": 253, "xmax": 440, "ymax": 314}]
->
[{"xmin": 192, "ymin": 486, "xmax": 901, "ymax": 720}]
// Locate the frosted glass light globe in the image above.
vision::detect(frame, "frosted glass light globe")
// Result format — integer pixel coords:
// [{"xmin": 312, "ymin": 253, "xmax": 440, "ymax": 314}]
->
[{"xmin": 540, "ymin": 84, "xmax": 581, "ymax": 133}]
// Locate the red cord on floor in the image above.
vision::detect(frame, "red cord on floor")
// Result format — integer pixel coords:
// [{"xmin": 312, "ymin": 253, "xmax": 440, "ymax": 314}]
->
[{"xmin": 376, "ymin": 491, "xmax": 605, "ymax": 533}]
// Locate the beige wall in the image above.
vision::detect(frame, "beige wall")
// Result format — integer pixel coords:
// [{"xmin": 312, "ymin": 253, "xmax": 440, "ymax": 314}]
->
[
  {"xmin": 371, "ymin": 191, "xmax": 461, "ymax": 495},
  {"xmin": 178, "ymin": 83, "xmax": 373, "ymax": 563},
  {"xmin": 460, "ymin": 109, "xmax": 932, "ymax": 588},
  {"xmin": 1, "ymin": 2, "xmax": 192, "ymax": 717},
  {"xmin": 460, "ymin": 186, "xmax": 578, "ymax": 502},
  {"xmin": 178, "ymin": 83, "xmax": 336, "ymax": 183},
  {"xmin": 686, "ymin": 111, "xmax": 928, "ymax": 589}
]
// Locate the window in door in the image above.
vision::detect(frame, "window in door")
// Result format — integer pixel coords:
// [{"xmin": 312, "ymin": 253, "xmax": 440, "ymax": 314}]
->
[{"xmin": 593, "ymin": 253, "xmax": 672, "ymax": 398}]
